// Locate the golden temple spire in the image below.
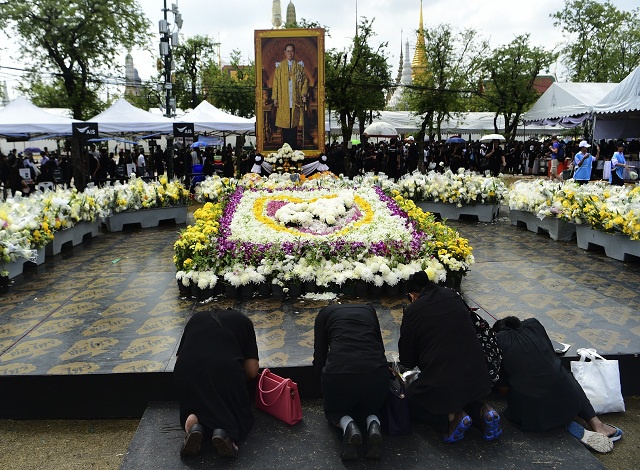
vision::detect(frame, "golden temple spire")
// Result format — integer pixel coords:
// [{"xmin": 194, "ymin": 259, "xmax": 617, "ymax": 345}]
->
[{"xmin": 411, "ymin": 0, "xmax": 427, "ymax": 80}]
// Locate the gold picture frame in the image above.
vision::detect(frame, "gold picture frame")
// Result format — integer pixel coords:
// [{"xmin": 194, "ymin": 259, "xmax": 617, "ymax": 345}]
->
[{"xmin": 255, "ymin": 28, "xmax": 325, "ymax": 156}]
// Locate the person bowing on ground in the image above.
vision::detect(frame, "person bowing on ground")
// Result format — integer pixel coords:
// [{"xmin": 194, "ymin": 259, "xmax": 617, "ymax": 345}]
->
[
  {"xmin": 399, "ymin": 271, "xmax": 502, "ymax": 443},
  {"xmin": 313, "ymin": 304, "xmax": 389, "ymax": 460},
  {"xmin": 492, "ymin": 316, "xmax": 622, "ymax": 453},
  {"xmin": 174, "ymin": 308, "xmax": 259, "ymax": 459}
]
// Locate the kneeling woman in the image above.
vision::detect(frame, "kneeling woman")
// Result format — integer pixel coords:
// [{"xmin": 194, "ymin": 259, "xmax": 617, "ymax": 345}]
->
[
  {"xmin": 399, "ymin": 271, "xmax": 502, "ymax": 443},
  {"xmin": 493, "ymin": 316, "xmax": 622, "ymax": 453},
  {"xmin": 174, "ymin": 308, "xmax": 259, "ymax": 458},
  {"xmin": 313, "ymin": 304, "xmax": 389, "ymax": 460}
]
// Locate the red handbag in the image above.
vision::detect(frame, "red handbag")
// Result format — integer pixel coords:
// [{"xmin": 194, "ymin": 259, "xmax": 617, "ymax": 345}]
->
[{"xmin": 255, "ymin": 368, "xmax": 302, "ymax": 425}]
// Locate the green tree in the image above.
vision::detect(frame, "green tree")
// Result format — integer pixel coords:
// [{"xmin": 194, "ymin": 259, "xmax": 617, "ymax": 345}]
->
[
  {"xmin": 406, "ymin": 25, "xmax": 486, "ymax": 142},
  {"xmin": 173, "ymin": 35, "xmax": 220, "ymax": 110},
  {"xmin": 0, "ymin": 0, "xmax": 151, "ymax": 190},
  {"xmin": 551, "ymin": 0, "xmax": 640, "ymax": 82},
  {"xmin": 200, "ymin": 50, "xmax": 256, "ymax": 118},
  {"xmin": 482, "ymin": 34, "xmax": 557, "ymax": 140},
  {"xmin": 0, "ymin": 0, "xmax": 151, "ymax": 120},
  {"xmin": 325, "ymin": 18, "xmax": 391, "ymax": 159}
]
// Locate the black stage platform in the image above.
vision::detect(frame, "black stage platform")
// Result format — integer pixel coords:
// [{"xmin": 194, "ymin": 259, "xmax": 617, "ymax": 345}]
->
[
  {"xmin": 0, "ymin": 210, "xmax": 639, "ymax": 419},
  {"xmin": 120, "ymin": 400, "xmax": 606, "ymax": 470}
]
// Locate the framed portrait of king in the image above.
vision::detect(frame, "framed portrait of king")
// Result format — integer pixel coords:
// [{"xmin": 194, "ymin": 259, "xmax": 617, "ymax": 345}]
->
[{"xmin": 255, "ymin": 28, "xmax": 325, "ymax": 156}]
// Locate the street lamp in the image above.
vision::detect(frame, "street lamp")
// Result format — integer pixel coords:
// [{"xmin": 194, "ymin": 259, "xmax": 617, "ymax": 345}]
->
[
  {"xmin": 160, "ymin": 0, "xmax": 182, "ymax": 118},
  {"xmin": 160, "ymin": 0, "xmax": 182, "ymax": 179}
]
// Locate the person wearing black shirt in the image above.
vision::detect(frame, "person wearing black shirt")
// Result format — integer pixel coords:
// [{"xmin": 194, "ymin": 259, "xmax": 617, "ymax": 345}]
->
[
  {"xmin": 400, "ymin": 271, "xmax": 501, "ymax": 443},
  {"xmin": 174, "ymin": 308, "xmax": 259, "ymax": 458},
  {"xmin": 385, "ymin": 138, "xmax": 400, "ymax": 180},
  {"xmin": 493, "ymin": 317, "xmax": 621, "ymax": 453},
  {"xmin": 313, "ymin": 304, "xmax": 388, "ymax": 460},
  {"xmin": 484, "ymin": 140, "xmax": 505, "ymax": 177}
]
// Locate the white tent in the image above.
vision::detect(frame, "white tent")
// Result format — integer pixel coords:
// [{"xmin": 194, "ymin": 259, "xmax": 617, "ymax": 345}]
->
[
  {"xmin": 443, "ymin": 112, "xmax": 555, "ymax": 136},
  {"xmin": 178, "ymin": 100, "xmax": 255, "ymax": 134},
  {"xmin": 326, "ymin": 111, "xmax": 555, "ymax": 138},
  {"xmin": 87, "ymin": 98, "xmax": 174, "ymax": 133},
  {"xmin": 593, "ymin": 65, "xmax": 640, "ymax": 140},
  {"xmin": 522, "ymin": 82, "xmax": 617, "ymax": 126},
  {"xmin": 0, "ymin": 96, "xmax": 80, "ymax": 135}
]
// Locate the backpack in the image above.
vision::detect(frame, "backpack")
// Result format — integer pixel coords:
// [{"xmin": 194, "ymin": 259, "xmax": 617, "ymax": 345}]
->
[{"xmin": 556, "ymin": 143, "xmax": 566, "ymax": 162}]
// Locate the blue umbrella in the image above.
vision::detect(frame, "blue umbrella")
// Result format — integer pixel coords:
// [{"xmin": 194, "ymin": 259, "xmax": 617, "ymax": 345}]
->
[
  {"xmin": 190, "ymin": 141, "xmax": 207, "ymax": 148},
  {"xmin": 446, "ymin": 137, "xmax": 465, "ymax": 144},
  {"xmin": 24, "ymin": 146, "xmax": 43, "ymax": 153}
]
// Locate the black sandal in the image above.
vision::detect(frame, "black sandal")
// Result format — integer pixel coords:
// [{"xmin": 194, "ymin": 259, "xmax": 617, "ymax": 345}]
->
[
  {"xmin": 212, "ymin": 428, "xmax": 238, "ymax": 458},
  {"xmin": 180, "ymin": 423, "xmax": 204, "ymax": 458}
]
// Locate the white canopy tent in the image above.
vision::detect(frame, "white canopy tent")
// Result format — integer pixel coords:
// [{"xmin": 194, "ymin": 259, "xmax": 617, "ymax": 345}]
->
[
  {"xmin": 522, "ymin": 82, "xmax": 617, "ymax": 126},
  {"xmin": 443, "ymin": 112, "xmax": 556, "ymax": 136},
  {"xmin": 0, "ymin": 96, "xmax": 80, "ymax": 136},
  {"xmin": 178, "ymin": 100, "xmax": 255, "ymax": 134},
  {"xmin": 87, "ymin": 98, "xmax": 174, "ymax": 133},
  {"xmin": 326, "ymin": 111, "xmax": 556, "ymax": 139},
  {"xmin": 593, "ymin": 65, "xmax": 640, "ymax": 140}
]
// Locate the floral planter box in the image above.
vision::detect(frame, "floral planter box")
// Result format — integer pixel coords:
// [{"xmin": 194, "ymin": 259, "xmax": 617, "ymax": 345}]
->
[
  {"xmin": 46, "ymin": 220, "xmax": 101, "ymax": 256},
  {"xmin": 509, "ymin": 210, "xmax": 576, "ymax": 241},
  {"xmin": 5, "ymin": 258, "xmax": 24, "ymax": 279},
  {"xmin": 104, "ymin": 206, "xmax": 188, "ymax": 232},
  {"xmin": 575, "ymin": 225, "xmax": 640, "ymax": 262},
  {"xmin": 416, "ymin": 201, "xmax": 499, "ymax": 222},
  {"xmin": 5, "ymin": 247, "xmax": 44, "ymax": 279}
]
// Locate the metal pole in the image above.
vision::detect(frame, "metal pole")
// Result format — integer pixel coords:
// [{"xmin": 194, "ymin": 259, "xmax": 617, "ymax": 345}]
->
[
  {"xmin": 163, "ymin": 0, "xmax": 174, "ymax": 178},
  {"xmin": 163, "ymin": 0, "xmax": 172, "ymax": 118}
]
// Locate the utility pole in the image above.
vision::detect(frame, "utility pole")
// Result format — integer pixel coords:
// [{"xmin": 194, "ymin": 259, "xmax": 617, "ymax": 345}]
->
[{"xmin": 159, "ymin": 1, "xmax": 183, "ymax": 178}]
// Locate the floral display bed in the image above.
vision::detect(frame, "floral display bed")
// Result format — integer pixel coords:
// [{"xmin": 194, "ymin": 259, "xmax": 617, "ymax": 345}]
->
[
  {"xmin": 397, "ymin": 169, "xmax": 506, "ymax": 223},
  {"xmin": 416, "ymin": 201, "xmax": 500, "ymax": 222},
  {"xmin": 45, "ymin": 220, "xmax": 101, "ymax": 256},
  {"xmin": 104, "ymin": 206, "xmax": 188, "ymax": 232},
  {"xmin": 576, "ymin": 225, "xmax": 640, "ymax": 262},
  {"xmin": 175, "ymin": 173, "xmax": 475, "ymax": 297},
  {"xmin": 1, "ymin": 176, "xmax": 191, "ymax": 285},
  {"xmin": 507, "ymin": 180, "xmax": 640, "ymax": 253},
  {"xmin": 509, "ymin": 209, "xmax": 576, "ymax": 241}
]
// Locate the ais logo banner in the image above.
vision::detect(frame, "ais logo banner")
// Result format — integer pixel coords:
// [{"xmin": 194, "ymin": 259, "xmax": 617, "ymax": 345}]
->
[
  {"xmin": 72, "ymin": 123, "xmax": 99, "ymax": 140},
  {"xmin": 173, "ymin": 123, "xmax": 194, "ymax": 137}
]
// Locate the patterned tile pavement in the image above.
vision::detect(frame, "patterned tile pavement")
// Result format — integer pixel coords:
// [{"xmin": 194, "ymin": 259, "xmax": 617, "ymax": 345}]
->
[{"xmin": 1, "ymin": 212, "xmax": 639, "ymax": 377}]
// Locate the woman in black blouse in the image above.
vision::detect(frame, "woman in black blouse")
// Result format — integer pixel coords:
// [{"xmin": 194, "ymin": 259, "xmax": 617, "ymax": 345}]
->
[
  {"xmin": 399, "ymin": 271, "xmax": 501, "ymax": 443},
  {"xmin": 493, "ymin": 316, "xmax": 622, "ymax": 453},
  {"xmin": 313, "ymin": 304, "xmax": 389, "ymax": 460},
  {"xmin": 174, "ymin": 308, "xmax": 259, "ymax": 459}
]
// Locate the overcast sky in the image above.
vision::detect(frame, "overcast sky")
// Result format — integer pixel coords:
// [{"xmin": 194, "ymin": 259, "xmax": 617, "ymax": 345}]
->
[
  {"xmin": 128, "ymin": 0, "xmax": 637, "ymax": 80},
  {"xmin": 1, "ymin": 0, "xmax": 638, "ymax": 99}
]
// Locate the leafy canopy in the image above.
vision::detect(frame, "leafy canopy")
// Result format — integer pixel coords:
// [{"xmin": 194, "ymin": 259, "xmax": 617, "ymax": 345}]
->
[
  {"xmin": 0, "ymin": 0, "xmax": 151, "ymax": 119},
  {"xmin": 551, "ymin": 0, "xmax": 640, "ymax": 82}
]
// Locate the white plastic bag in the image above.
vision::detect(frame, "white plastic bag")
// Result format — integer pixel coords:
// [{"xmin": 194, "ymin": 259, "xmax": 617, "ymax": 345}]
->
[{"xmin": 570, "ymin": 348, "xmax": 625, "ymax": 414}]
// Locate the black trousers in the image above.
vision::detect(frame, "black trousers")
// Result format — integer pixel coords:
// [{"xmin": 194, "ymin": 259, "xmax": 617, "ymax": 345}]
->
[
  {"xmin": 321, "ymin": 368, "xmax": 389, "ymax": 429},
  {"xmin": 281, "ymin": 108, "xmax": 299, "ymax": 149},
  {"xmin": 409, "ymin": 396, "xmax": 485, "ymax": 434}
]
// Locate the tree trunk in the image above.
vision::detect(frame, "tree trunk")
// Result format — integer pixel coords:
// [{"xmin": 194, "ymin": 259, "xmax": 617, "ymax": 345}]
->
[{"xmin": 71, "ymin": 138, "xmax": 87, "ymax": 191}]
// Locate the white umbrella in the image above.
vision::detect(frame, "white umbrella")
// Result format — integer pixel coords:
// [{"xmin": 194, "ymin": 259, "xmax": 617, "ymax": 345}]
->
[
  {"xmin": 363, "ymin": 121, "xmax": 398, "ymax": 138},
  {"xmin": 480, "ymin": 133, "xmax": 506, "ymax": 142}
]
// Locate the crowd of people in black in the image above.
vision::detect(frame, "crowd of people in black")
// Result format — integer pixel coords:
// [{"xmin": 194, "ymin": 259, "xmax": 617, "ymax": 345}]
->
[
  {"xmin": 2, "ymin": 136, "xmax": 638, "ymax": 199},
  {"xmin": 336, "ymin": 137, "xmax": 640, "ymax": 180}
]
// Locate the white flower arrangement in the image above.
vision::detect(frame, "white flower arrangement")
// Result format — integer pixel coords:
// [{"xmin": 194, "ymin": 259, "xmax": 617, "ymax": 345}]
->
[
  {"xmin": 174, "ymin": 175, "xmax": 469, "ymax": 291},
  {"xmin": 265, "ymin": 143, "xmax": 305, "ymax": 166},
  {"xmin": 397, "ymin": 169, "xmax": 507, "ymax": 205},
  {"xmin": 507, "ymin": 180, "xmax": 640, "ymax": 240}
]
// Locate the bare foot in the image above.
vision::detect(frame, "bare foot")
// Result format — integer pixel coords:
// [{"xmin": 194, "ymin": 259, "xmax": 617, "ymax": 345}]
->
[{"xmin": 185, "ymin": 413, "xmax": 199, "ymax": 433}]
